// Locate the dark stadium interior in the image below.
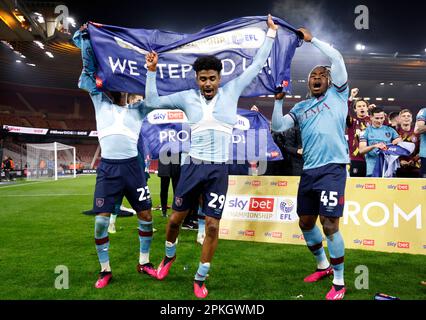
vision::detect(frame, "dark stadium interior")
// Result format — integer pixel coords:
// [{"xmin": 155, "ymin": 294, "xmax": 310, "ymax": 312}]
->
[{"xmin": 1, "ymin": 0, "xmax": 425, "ymax": 170}]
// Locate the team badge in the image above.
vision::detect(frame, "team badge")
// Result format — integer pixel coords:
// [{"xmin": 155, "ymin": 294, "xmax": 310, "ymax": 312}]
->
[
  {"xmin": 385, "ymin": 132, "xmax": 391, "ymax": 138},
  {"xmin": 96, "ymin": 198, "xmax": 104, "ymax": 207},
  {"xmin": 175, "ymin": 197, "xmax": 183, "ymax": 207}
]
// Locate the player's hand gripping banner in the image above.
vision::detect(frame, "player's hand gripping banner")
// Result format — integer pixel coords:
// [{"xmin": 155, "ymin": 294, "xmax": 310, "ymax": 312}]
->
[{"xmin": 87, "ymin": 16, "xmax": 302, "ymax": 96}]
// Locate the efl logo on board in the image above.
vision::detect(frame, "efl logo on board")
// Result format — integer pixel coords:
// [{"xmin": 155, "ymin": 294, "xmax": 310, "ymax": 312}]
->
[
  {"xmin": 397, "ymin": 242, "xmax": 410, "ymax": 249},
  {"xmin": 167, "ymin": 111, "xmax": 184, "ymax": 120},
  {"xmin": 245, "ymin": 230, "xmax": 255, "ymax": 237},
  {"xmin": 228, "ymin": 180, "xmax": 236, "ymax": 186},
  {"xmin": 397, "ymin": 184, "xmax": 409, "ymax": 191},
  {"xmin": 272, "ymin": 232, "xmax": 283, "ymax": 239},
  {"xmin": 363, "ymin": 239, "xmax": 375, "ymax": 246},
  {"xmin": 364, "ymin": 184, "xmax": 376, "ymax": 190},
  {"xmin": 278, "ymin": 181, "xmax": 288, "ymax": 187},
  {"xmin": 249, "ymin": 197, "xmax": 274, "ymax": 212}
]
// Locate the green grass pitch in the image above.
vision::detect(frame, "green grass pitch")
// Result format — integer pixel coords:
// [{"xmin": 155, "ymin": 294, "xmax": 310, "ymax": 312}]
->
[{"xmin": 0, "ymin": 175, "xmax": 425, "ymax": 300}]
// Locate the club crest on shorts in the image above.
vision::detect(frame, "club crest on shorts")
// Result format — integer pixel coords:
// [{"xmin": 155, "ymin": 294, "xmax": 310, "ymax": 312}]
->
[
  {"xmin": 96, "ymin": 198, "xmax": 104, "ymax": 207},
  {"xmin": 175, "ymin": 197, "xmax": 183, "ymax": 207}
]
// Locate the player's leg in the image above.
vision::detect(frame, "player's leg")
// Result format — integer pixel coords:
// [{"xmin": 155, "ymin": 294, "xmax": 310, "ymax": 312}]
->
[
  {"xmin": 316, "ymin": 164, "xmax": 347, "ymax": 300},
  {"xmin": 135, "ymin": 208, "xmax": 157, "ymax": 278},
  {"xmin": 123, "ymin": 157, "xmax": 157, "ymax": 278},
  {"xmin": 160, "ymin": 176, "xmax": 171, "ymax": 217},
  {"xmin": 320, "ymin": 216, "xmax": 345, "ymax": 300},
  {"xmin": 297, "ymin": 170, "xmax": 331, "ymax": 282},
  {"xmin": 157, "ymin": 160, "xmax": 200, "ymax": 280},
  {"xmin": 193, "ymin": 163, "xmax": 228, "ymax": 298},
  {"xmin": 92, "ymin": 160, "xmax": 123, "ymax": 288},
  {"xmin": 156, "ymin": 208, "xmax": 189, "ymax": 279},
  {"xmin": 108, "ymin": 201, "xmax": 120, "ymax": 234},
  {"xmin": 197, "ymin": 196, "xmax": 206, "ymax": 245}
]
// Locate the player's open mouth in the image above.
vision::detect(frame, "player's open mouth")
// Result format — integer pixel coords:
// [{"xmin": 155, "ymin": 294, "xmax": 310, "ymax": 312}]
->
[
  {"xmin": 313, "ymin": 83, "xmax": 322, "ymax": 89},
  {"xmin": 203, "ymin": 89, "xmax": 214, "ymax": 97}
]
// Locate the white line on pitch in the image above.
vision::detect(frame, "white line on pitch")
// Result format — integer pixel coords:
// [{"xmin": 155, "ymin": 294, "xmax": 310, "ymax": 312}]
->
[{"xmin": 0, "ymin": 180, "xmax": 54, "ymax": 189}]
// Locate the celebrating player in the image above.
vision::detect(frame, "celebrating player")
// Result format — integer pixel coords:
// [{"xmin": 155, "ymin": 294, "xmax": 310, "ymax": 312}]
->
[
  {"xmin": 272, "ymin": 27, "xmax": 349, "ymax": 300},
  {"xmin": 414, "ymin": 107, "xmax": 426, "ymax": 177},
  {"xmin": 73, "ymin": 24, "xmax": 157, "ymax": 288},
  {"xmin": 144, "ymin": 15, "xmax": 278, "ymax": 298}
]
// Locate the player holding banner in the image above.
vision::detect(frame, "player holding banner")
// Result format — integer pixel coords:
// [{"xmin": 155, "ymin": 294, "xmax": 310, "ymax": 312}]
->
[
  {"xmin": 272, "ymin": 27, "xmax": 349, "ymax": 300},
  {"xmin": 144, "ymin": 15, "xmax": 279, "ymax": 298},
  {"xmin": 74, "ymin": 24, "xmax": 157, "ymax": 289}
]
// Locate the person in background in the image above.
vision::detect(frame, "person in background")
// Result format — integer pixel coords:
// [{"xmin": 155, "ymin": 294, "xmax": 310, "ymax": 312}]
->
[
  {"xmin": 395, "ymin": 109, "xmax": 420, "ymax": 178},
  {"xmin": 388, "ymin": 111, "xmax": 400, "ymax": 130},
  {"xmin": 359, "ymin": 107, "xmax": 402, "ymax": 177},
  {"xmin": 414, "ymin": 107, "xmax": 426, "ymax": 177},
  {"xmin": 346, "ymin": 88, "xmax": 371, "ymax": 177}
]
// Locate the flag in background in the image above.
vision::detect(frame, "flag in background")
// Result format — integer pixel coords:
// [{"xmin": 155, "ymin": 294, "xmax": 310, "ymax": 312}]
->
[{"xmin": 139, "ymin": 108, "xmax": 283, "ymax": 162}]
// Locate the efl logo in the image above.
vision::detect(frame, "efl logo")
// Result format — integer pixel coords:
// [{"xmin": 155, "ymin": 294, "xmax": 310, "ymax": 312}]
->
[
  {"xmin": 229, "ymin": 180, "xmax": 236, "ymax": 186},
  {"xmin": 167, "ymin": 111, "xmax": 184, "ymax": 120},
  {"xmin": 397, "ymin": 184, "xmax": 409, "ymax": 191},
  {"xmin": 397, "ymin": 242, "xmax": 410, "ymax": 249},
  {"xmin": 249, "ymin": 197, "xmax": 274, "ymax": 212},
  {"xmin": 245, "ymin": 230, "xmax": 255, "ymax": 237},
  {"xmin": 272, "ymin": 232, "xmax": 282, "ymax": 239},
  {"xmin": 363, "ymin": 239, "xmax": 375, "ymax": 246},
  {"xmin": 220, "ymin": 228, "xmax": 229, "ymax": 235},
  {"xmin": 364, "ymin": 184, "xmax": 376, "ymax": 190},
  {"xmin": 278, "ymin": 181, "xmax": 288, "ymax": 187}
]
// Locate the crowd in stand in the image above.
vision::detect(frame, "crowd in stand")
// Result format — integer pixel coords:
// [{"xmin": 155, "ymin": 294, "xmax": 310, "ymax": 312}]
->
[{"xmin": 269, "ymin": 88, "xmax": 425, "ymax": 178}]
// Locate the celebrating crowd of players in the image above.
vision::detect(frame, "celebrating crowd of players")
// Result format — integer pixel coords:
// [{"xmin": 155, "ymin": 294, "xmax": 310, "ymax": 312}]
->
[{"xmin": 73, "ymin": 14, "xmax": 426, "ymax": 300}]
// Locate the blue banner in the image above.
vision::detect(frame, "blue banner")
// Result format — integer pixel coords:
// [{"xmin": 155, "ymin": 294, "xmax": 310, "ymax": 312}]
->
[
  {"xmin": 139, "ymin": 108, "xmax": 283, "ymax": 162},
  {"xmin": 87, "ymin": 16, "xmax": 301, "ymax": 96}
]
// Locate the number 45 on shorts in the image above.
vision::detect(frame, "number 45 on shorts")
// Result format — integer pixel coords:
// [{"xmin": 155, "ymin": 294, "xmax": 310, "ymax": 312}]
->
[{"xmin": 320, "ymin": 191, "xmax": 338, "ymax": 207}]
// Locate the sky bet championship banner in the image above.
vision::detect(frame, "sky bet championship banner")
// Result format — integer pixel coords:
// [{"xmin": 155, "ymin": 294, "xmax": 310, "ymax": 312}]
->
[
  {"xmin": 220, "ymin": 176, "xmax": 426, "ymax": 255},
  {"xmin": 139, "ymin": 108, "xmax": 283, "ymax": 162},
  {"xmin": 87, "ymin": 16, "xmax": 302, "ymax": 96}
]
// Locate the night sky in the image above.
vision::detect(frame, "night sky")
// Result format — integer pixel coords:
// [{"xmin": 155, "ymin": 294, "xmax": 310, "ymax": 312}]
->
[{"xmin": 61, "ymin": 0, "xmax": 426, "ymax": 54}]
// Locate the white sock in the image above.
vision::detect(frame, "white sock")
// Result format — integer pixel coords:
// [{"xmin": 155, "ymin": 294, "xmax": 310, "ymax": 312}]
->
[
  {"xmin": 318, "ymin": 259, "xmax": 330, "ymax": 270},
  {"xmin": 100, "ymin": 261, "xmax": 111, "ymax": 272},
  {"xmin": 109, "ymin": 214, "xmax": 117, "ymax": 224},
  {"xmin": 333, "ymin": 275, "xmax": 345, "ymax": 286},
  {"xmin": 139, "ymin": 252, "xmax": 149, "ymax": 265}
]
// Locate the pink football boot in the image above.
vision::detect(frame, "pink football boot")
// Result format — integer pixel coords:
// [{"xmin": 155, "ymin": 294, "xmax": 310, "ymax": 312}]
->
[
  {"xmin": 95, "ymin": 272, "xmax": 112, "ymax": 289},
  {"xmin": 304, "ymin": 266, "xmax": 333, "ymax": 283}
]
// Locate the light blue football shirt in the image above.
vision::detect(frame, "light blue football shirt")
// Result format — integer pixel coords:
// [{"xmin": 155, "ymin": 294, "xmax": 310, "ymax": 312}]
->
[
  {"xmin": 360, "ymin": 125, "xmax": 399, "ymax": 176},
  {"xmin": 145, "ymin": 35, "xmax": 275, "ymax": 163},
  {"xmin": 416, "ymin": 108, "xmax": 426, "ymax": 158},
  {"xmin": 272, "ymin": 37, "xmax": 349, "ymax": 170},
  {"xmin": 73, "ymin": 29, "xmax": 150, "ymax": 160}
]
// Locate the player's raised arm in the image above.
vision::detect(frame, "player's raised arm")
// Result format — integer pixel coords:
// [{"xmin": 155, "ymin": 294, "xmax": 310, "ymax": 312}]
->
[
  {"xmin": 271, "ymin": 92, "xmax": 296, "ymax": 132},
  {"xmin": 144, "ymin": 51, "xmax": 185, "ymax": 110},
  {"xmin": 225, "ymin": 14, "xmax": 278, "ymax": 100},
  {"xmin": 73, "ymin": 24, "xmax": 99, "ymax": 95},
  {"xmin": 299, "ymin": 28, "xmax": 347, "ymax": 88}
]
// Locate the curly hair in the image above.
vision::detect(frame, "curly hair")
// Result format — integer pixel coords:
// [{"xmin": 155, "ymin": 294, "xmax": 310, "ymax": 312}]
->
[{"xmin": 193, "ymin": 55, "xmax": 222, "ymax": 73}]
